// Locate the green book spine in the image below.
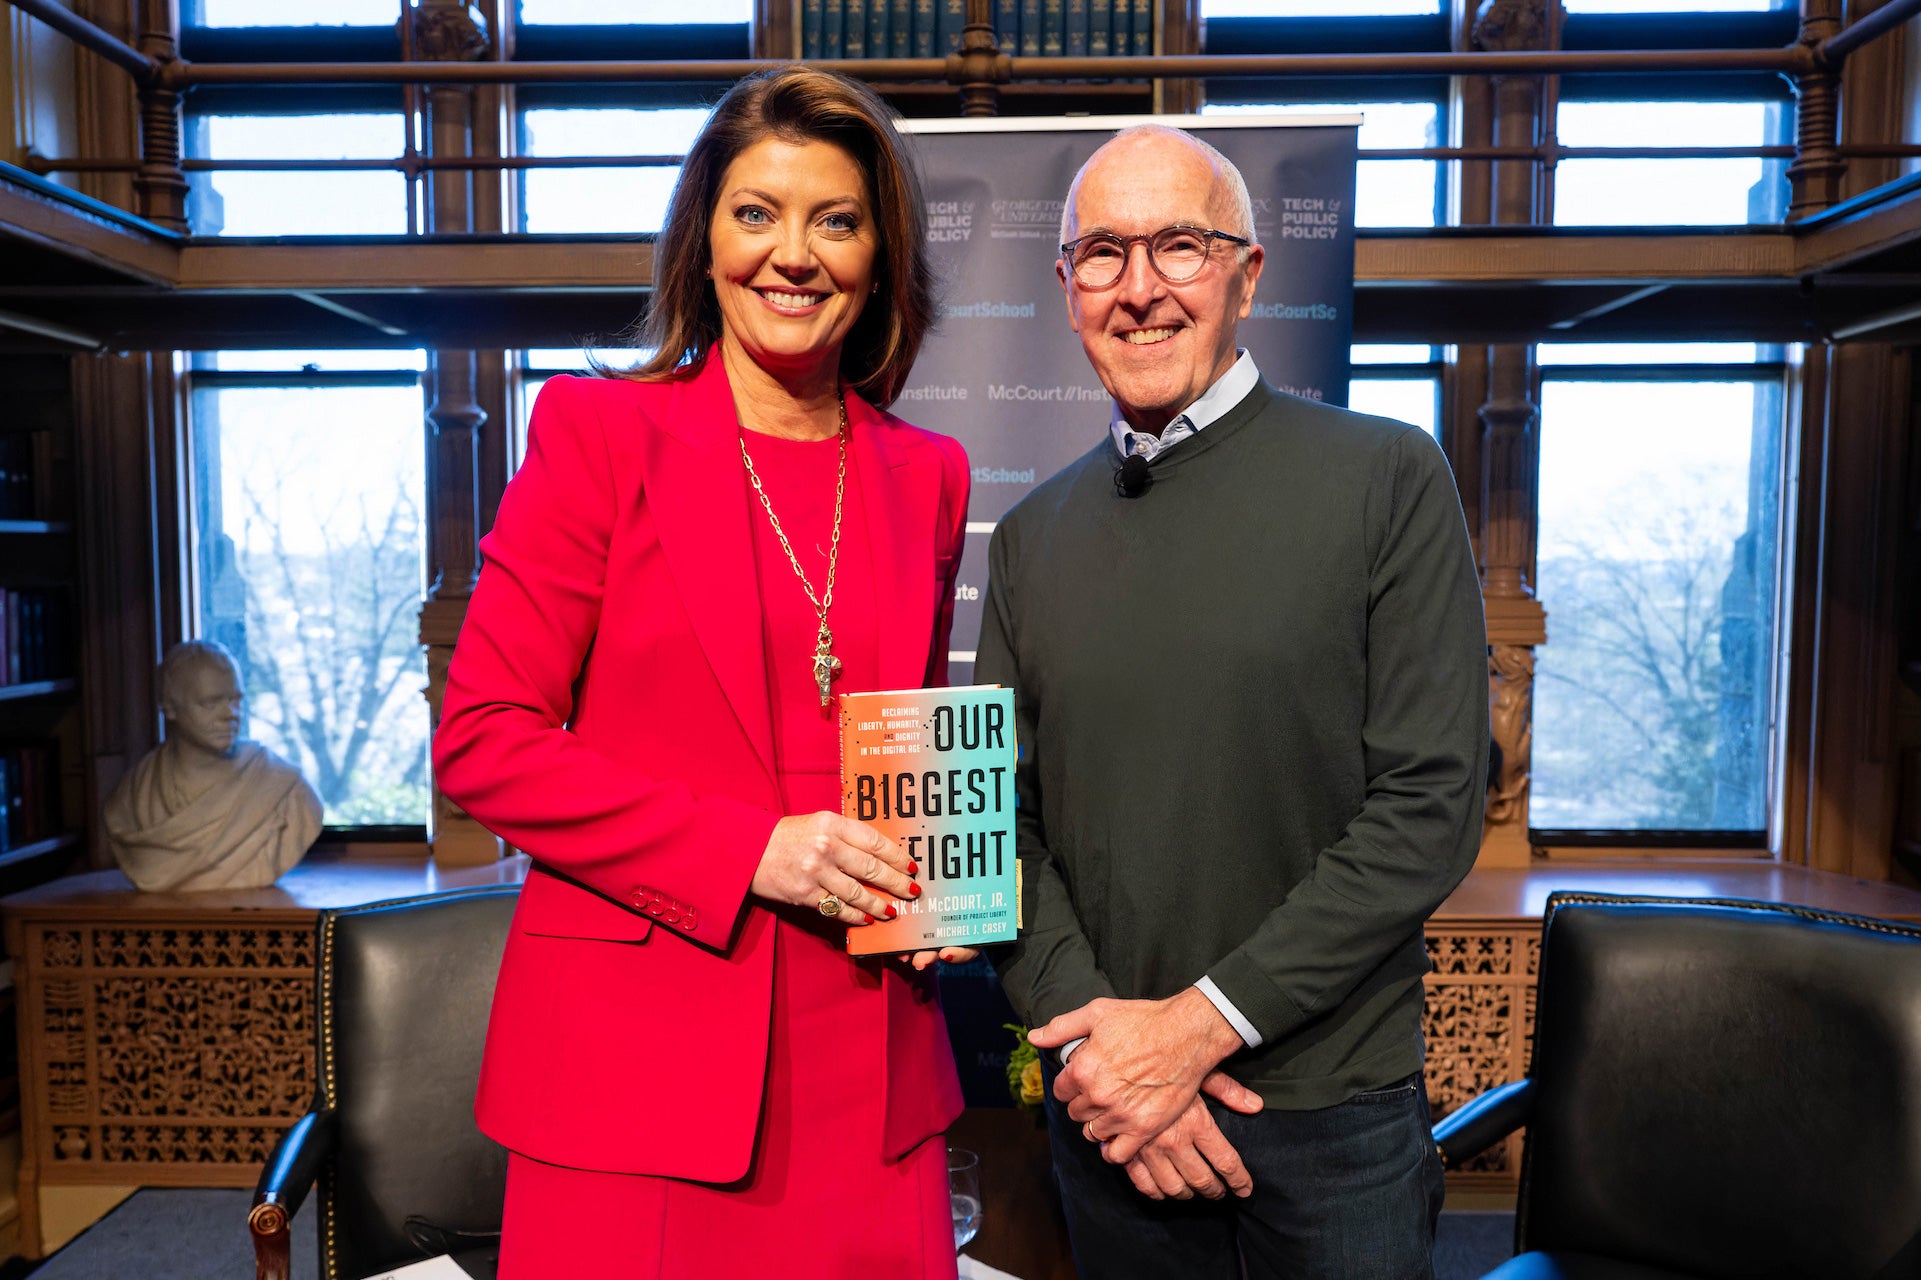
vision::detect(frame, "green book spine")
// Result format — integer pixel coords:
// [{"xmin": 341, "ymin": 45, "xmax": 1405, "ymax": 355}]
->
[
  {"xmin": 913, "ymin": 0, "xmax": 935, "ymax": 57},
  {"xmin": 1132, "ymin": 0, "xmax": 1152, "ymax": 56},
  {"xmin": 844, "ymin": 0, "xmax": 866, "ymax": 55},
  {"xmin": 996, "ymin": 0, "xmax": 1019, "ymax": 53},
  {"xmin": 938, "ymin": 0, "xmax": 965, "ymax": 53},
  {"xmin": 1020, "ymin": 0, "xmax": 1041, "ymax": 55},
  {"xmin": 1088, "ymin": 0, "xmax": 1110, "ymax": 57},
  {"xmin": 1065, "ymin": 0, "xmax": 1087, "ymax": 56},
  {"xmin": 890, "ymin": 0, "xmax": 913, "ymax": 55},
  {"xmin": 803, "ymin": 0, "xmax": 823, "ymax": 59},
  {"xmin": 1042, "ymin": 0, "xmax": 1063, "ymax": 56},
  {"xmin": 823, "ymin": 0, "xmax": 844, "ymax": 57},
  {"xmin": 868, "ymin": 0, "xmax": 889, "ymax": 58}
]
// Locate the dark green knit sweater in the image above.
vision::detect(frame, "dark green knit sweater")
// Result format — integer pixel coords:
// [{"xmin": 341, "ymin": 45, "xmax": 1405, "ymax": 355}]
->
[{"xmin": 978, "ymin": 380, "xmax": 1487, "ymax": 1108}]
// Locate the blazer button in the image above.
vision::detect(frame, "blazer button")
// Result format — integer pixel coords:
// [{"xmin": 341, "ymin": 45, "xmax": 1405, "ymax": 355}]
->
[
  {"xmin": 646, "ymin": 903, "xmax": 663, "ymax": 916},
  {"xmin": 681, "ymin": 911, "xmax": 698, "ymax": 931},
  {"xmin": 662, "ymin": 909, "xmax": 680, "ymax": 926}
]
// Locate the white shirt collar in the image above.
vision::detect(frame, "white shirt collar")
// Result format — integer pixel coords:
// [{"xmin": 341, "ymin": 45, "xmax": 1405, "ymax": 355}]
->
[{"xmin": 1108, "ymin": 350, "xmax": 1262, "ymax": 456}]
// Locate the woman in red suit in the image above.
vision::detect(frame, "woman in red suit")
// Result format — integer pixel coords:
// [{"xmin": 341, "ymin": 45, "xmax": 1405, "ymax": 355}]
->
[{"xmin": 433, "ymin": 66, "xmax": 971, "ymax": 1278}]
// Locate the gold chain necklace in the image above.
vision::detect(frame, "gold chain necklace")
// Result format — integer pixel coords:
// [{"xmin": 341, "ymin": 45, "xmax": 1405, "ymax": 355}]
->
[{"xmin": 739, "ymin": 393, "xmax": 849, "ymax": 708}]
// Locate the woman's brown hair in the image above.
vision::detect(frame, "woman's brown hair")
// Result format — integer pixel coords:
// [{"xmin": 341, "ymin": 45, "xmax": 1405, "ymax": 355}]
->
[{"xmin": 610, "ymin": 66, "xmax": 934, "ymax": 407}]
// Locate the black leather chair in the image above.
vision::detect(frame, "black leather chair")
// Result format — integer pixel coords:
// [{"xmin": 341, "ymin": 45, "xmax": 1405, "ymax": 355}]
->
[
  {"xmin": 1433, "ymin": 892, "xmax": 1921, "ymax": 1280},
  {"xmin": 250, "ymin": 887, "xmax": 517, "ymax": 1280}
]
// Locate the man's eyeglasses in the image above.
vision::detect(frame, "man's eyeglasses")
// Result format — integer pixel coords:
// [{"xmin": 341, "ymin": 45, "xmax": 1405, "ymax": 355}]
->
[{"xmin": 1059, "ymin": 225, "xmax": 1253, "ymax": 288}]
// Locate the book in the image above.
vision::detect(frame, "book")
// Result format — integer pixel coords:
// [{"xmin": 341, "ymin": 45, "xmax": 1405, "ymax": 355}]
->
[
  {"xmin": 1132, "ymin": 0, "xmax": 1152, "ymax": 56},
  {"xmin": 1065, "ymin": 0, "xmax": 1088, "ymax": 56},
  {"xmin": 996, "ymin": 0, "xmax": 1019, "ymax": 53},
  {"xmin": 938, "ymin": 0, "xmax": 966, "ymax": 53},
  {"xmin": 890, "ymin": 0, "xmax": 912, "ymax": 55},
  {"xmin": 839, "ymin": 686, "xmax": 1019, "ymax": 956},
  {"xmin": 913, "ymin": 0, "xmax": 936, "ymax": 56},
  {"xmin": 1089, "ymin": 0, "xmax": 1110, "ymax": 57},
  {"xmin": 823, "ymin": 0, "xmax": 844, "ymax": 58},
  {"xmin": 868, "ymin": 0, "xmax": 890, "ymax": 59},
  {"xmin": 802, "ymin": 0, "xmax": 823, "ymax": 59},
  {"xmin": 1041, "ymin": 0, "xmax": 1064, "ymax": 57},
  {"xmin": 1020, "ymin": 0, "xmax": 1041, "ymax": 55},
  {"xmin": 845, "ymin": 0, "xmax": 867, "ymax": 56}
]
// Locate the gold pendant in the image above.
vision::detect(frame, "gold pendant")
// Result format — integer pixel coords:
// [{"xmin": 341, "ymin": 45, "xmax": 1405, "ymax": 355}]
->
[{"xmin": 812, "ymin": 623, "xmax": 842, "ymax": 708}]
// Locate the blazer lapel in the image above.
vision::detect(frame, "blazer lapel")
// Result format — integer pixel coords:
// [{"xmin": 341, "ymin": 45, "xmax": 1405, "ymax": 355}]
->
[
  {"xmin": 850, "ymin": 395, "xmax": 940, "ymax": 692},
  {"xmin": 646, "ymin": 357, "xmax": 778, "ymax": 785}
]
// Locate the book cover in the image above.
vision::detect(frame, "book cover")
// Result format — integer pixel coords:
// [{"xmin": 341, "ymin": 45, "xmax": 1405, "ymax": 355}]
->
[
  {"xmin": 1020, "ymin": 0, "xmax": 1041, "ymax": 55},
  {"xmin": 1041, "ymin": 0, "xmax": 1064, "ymax": 57},
  {"xmin": 868, "ymin": 0, "xmax": 889, "ymax": 60},
  {"xmin": 996, "ymin": 0, "xmax": 1019, "ymax": 53},
  {"xmin": 839, "ymin": 685, "xmax": 1019, "ymax": 956},
  {"xmin": 845, "ymin": 0, "xmax": 867, "ymax": 56},
  {"xmin": 822, "ymin": 0, "xmax": 844, "ymax": 58},
  {"xmin": 802, "ymin": 0, "xmax": 823, "ymax": 59},
  {"xmin": 1089, "ymin": 0, "xmax": 1110, "ymax": 57},
  {"xmin": 1065, "ymin": 0, "xmax": 1088, "ymax": 56},
  {"xmin": 1132, "ymin": 0, "xmax": 1152, "ymax": 56},
  {"xmin": 913, "ymin": 0, "xmax": 935, "ymax": 57},
  {"xmin": 890, "ymin": 0, "xmax": 912, "ymax": 55},
  {"xmin": 938, "ymin": 0, "xmax": 966, "ymax": 53}
]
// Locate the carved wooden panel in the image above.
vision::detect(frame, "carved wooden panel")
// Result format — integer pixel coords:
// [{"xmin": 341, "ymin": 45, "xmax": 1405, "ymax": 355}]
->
[
  {"xmin": 1423, "ymin": 923, "xmax": 1540, "ymax": 1190},
  {"xmin": 21, "ymin": 919, "xmax": 314, "ymax": 1182}
]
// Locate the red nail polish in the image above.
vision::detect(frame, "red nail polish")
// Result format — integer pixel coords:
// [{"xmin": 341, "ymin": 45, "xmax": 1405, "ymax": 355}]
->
[
  {"xmin": 910, "ymin": 883, "xmax": 923, "ymax": 898},
  {"xmin": 908, "ymin": 861, "xmax": 920, "ymax": 875},
  {"xmin": 886, "ymin": 904, "xmax": 898, "ymax": 918}
]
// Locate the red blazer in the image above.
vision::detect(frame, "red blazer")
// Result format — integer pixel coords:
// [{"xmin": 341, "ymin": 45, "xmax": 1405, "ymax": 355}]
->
[{"xmin": 434, "ymin": 354, "xmax": 970, "ymax": 1182}]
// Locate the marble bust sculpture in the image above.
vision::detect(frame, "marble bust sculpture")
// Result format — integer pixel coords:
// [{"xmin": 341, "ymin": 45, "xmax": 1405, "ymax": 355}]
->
[{"xmin": 103, "ymin": 640, "xmax": 323, "ymax": 892}]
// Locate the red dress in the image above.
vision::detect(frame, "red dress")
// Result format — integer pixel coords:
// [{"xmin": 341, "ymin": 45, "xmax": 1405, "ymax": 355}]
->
[{"xmin": 497, "ymin": 428, "xmax": 960, "ymax": 1280}]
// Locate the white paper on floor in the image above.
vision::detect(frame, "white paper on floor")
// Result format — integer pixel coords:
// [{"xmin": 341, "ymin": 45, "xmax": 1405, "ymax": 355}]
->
[{"xmin": 360, "ymin": 1256, "xmax": 473, "ymax": 1280}]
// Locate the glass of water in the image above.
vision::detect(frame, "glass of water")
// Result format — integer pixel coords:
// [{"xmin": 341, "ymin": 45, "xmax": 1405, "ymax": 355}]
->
[{"xmin": 949, "ymin": 1146, "xmax": 981, "ymax": 1251}]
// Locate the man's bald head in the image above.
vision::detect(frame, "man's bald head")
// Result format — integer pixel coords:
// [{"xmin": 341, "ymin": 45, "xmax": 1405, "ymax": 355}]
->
[{"xmin": 1059, "ymin": 124, "xmax": 1257, "ymax": 251}]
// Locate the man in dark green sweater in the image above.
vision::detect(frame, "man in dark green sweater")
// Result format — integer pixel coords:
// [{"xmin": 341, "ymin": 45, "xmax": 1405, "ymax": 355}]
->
[{"xmin": 977, "ymin": 125, "xmax": 1487, "ymax": 1279}]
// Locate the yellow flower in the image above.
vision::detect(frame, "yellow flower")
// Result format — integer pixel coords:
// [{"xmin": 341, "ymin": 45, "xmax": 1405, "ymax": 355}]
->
[{"xmin": 1019, "ymin": 1058, "xmax": 1044, "ymax": 1105}]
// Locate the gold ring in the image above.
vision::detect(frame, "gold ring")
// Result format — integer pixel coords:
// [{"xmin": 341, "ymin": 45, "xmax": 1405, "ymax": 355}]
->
[{"xmin": 817, "ymin": 894, "xmax": 842, "ymax": 918}]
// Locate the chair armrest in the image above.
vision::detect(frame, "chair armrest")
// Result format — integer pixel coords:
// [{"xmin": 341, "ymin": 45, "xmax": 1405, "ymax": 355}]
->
[
  {"xmin": 251, "ymin": 1109, "xmax": 337, "ymax": 1280},
  {"xmin": 1432, "ymin": 1078, "xmax": 1534, "ymax": 1169}
]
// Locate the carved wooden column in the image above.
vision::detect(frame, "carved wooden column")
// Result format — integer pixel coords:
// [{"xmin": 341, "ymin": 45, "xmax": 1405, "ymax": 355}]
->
[
  {"xmin": 410, "ymin": 1, "xmax": 501, "ymax": 868},
  {"xmin": 1474, "ymin": 0, "xmax": 1549, "ymax": 866},
  {"xmin": 951, "ymin": 0, "xmax": 1010, "ymax": 117},
  {"xmin": 131, "ymin": 0, "xmax": 186, "ymax": 231},
  {"xmin": 1785, "ymin": 0, "xmax": 1844, "ymax": 223}
]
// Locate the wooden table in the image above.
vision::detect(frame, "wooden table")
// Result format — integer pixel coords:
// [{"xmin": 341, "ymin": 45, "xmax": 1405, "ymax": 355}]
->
[{"xmin": 0, "ymin": 852, "xmax": 527, "ymax": 1257}]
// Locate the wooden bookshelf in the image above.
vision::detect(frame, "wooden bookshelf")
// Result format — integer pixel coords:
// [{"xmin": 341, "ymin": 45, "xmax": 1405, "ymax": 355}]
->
[{"xmin": 0, "ymin": 682, "xmax": 76, "ymax": 706}]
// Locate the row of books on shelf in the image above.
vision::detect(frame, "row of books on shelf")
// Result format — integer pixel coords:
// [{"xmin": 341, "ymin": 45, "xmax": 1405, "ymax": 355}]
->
[
  {"xmin": 804, "ymin": 0, "xmax": 1154, "ymax": 60},
  {"xmin": 0, "ymin": 590, "xmax": 73, "ymax": 687},
  {"xmin": 0, "ymin": 432, "xmax": 57, "ymax": 522},
  {"xmin": 0, "ymin": 743, "xmax": 62, "ymax": 853}
]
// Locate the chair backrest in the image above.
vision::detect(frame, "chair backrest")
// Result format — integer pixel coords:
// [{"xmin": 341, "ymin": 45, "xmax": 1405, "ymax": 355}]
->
[
  {"xmin": 1518, "ymin": 894, "xmax": 1921, "ymax": 1280},
  {"xmin": 315, "ymin": 887, "xmax": 517, "ymax": 1280}
]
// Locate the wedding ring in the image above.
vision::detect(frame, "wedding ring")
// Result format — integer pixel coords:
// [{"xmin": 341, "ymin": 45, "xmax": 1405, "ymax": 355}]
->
[{"xmin": 817, "ymin": 893, "xmax": 843, "ymax": 918}]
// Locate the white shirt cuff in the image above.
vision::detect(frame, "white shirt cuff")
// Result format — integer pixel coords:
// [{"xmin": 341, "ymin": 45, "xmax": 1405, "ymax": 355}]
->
[{"xmin": 1195, "ymin": 976, "xmax": 1262, "ymax": 1049}]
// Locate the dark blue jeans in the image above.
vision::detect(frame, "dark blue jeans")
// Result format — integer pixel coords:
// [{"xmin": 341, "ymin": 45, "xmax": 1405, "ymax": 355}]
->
[{"xmin": 1042, "ymin": 1065, "xmax": 1445, "ymax": 1280}]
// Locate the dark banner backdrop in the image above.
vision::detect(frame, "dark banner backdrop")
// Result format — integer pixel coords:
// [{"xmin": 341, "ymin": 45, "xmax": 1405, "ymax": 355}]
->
[{"xmin": 897, "ymin": 116, "xmax": 1360, "ymax": 1105}]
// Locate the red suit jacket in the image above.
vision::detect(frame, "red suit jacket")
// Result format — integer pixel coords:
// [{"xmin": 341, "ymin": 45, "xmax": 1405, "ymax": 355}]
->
[{"xmin": 433, "ymin": 355, "xmax": 970, "ymax": 1182}]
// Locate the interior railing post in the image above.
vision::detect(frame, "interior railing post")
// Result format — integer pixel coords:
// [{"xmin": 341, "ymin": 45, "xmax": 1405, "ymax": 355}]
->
[{"xmin": 132, "ymin": 0, "xmax": 188, "ymax": 231}]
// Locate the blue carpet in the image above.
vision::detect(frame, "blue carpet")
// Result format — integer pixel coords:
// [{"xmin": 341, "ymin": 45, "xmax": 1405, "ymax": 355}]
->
[
  {"xmin": 18, "ymin": 1189, "xmax": 1513, "ymax": 1278},
  {"xmin": 30, "ymin": 1188, "xmax": 317, "ymax": 1280}
]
